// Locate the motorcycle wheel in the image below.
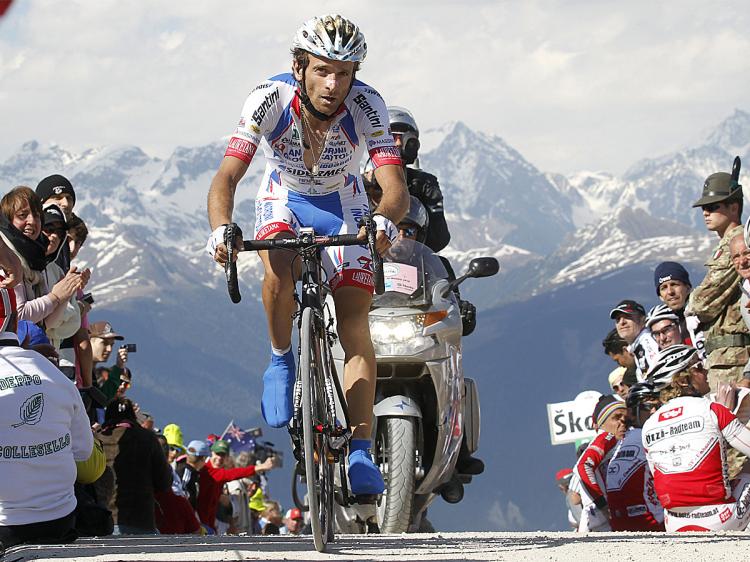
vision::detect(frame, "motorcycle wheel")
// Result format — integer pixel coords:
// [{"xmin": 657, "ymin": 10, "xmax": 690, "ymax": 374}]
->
[{"xmin": 376, "ymin": 416, "xmax": 416, "ymax": 533}]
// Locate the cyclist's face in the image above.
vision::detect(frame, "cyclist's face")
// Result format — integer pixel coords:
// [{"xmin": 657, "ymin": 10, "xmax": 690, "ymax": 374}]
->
[
  {"xmin": 296, "ymin": 54, "xmax": 355, "ymax": 116},
  {"xmin": 650, "ymin": 319, "xmax": 681, "ymax": 349}
]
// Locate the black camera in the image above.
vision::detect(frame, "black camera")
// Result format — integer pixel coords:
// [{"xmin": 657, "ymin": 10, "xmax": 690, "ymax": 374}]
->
[
  {"xmin": 121, "ymin": 343, "xmax": 137, "ymax": 353},
  {"xmin": 81, "ymin": 293, "xmax": 94, "ymax": 305}
]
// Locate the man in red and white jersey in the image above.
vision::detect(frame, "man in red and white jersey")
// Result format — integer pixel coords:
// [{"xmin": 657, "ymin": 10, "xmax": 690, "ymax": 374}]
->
[
  {"xmin": 642, "ymin": 344, "xmax": 750, "ymax": 531},
  {"xmin": 575, "ymin": 394, "xmax": 627, "ymax": 531},
  {"xmin": 605, "ymin": 382, "xmax": 664, "ymax": 531}
]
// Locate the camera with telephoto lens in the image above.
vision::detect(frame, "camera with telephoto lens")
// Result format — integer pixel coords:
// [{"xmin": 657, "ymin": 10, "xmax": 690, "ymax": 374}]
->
[{"xmin": 247, "ymin": 427, "xmax": 283, "ymax": 467}]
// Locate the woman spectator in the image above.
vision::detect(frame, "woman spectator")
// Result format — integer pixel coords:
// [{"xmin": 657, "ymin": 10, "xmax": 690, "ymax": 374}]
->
[
  {"xmin": 0, "ymin": 187, "xmax": 83, "ymax": 332},
  {"xmin": 643, "ymin": 345, "xmax": 750, "ymax": 531}
]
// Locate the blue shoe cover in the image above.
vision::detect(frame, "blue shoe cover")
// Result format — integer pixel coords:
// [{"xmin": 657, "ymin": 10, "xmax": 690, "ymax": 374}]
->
[
  {"xmin": 349, "ymin": 449, "xmax": 385, "ymax": 495},
  {"xmin": 261, "ymin": 350, "xmax": 295, "ymax": 428}
]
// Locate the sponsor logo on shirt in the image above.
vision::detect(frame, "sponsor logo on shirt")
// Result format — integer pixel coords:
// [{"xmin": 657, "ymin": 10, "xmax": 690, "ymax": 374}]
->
[
  {"xmin": 658, "ymin": 407, "xmax": 683, "ymax": 422},
  {"xmin": 252, "ymin": 88, "xmax": 280, "ymax": 125},
  {"xmin": 644, "ymin": 416, "xmax": 703, "ymax": 445},
  {"xmin": 370, "ymin": 130, "xmax": 384, "ymax": 138},
  {"xmin": 627, "ymin": 505, "xmax": 647, "ymax": 517},
  {"xmin": 720, "ymin": 507, "xmax": 732, "ymax": 523},
  {"xmin": 352, "ymin": 93, "xmax": 382, "ymax": 128}
]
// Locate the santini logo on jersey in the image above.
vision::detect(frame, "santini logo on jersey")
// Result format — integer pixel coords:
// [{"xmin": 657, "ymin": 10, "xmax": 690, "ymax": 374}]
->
[
  {"xmin": 252, "ymin": 88, "xmax": 280, "ymax": 125},
  {"xmin": 658, "ymin": 407, "xmax": 683, "ymax": 422},
  {"xmin": 352, "ymin": 93, "xmax": 381, "ymax": 128},
  {"xmin": 644, "ymin": 416, "xmax": 704, "ymax": 445}
]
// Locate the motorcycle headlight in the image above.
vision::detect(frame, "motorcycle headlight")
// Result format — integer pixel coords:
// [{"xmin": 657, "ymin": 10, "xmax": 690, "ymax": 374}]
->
[{"xmin": 369, "ymin": 316, "xmax": 436, "ymax": 356}]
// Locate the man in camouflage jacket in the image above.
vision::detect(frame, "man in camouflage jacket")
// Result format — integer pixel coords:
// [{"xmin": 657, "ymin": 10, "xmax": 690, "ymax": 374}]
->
[{"xmin": 686, "ymin": 166, "xmax": 750, "ymax": 391}]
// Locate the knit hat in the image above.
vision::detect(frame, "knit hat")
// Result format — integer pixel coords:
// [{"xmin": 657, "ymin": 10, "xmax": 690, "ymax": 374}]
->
[
  {"xmin": 36, "ymin": 174, "xmax": 76, "ymax": 205},
  {"xmin": 592, "ymin": 394, "xmax": 626, "ymax": 428},
  {"xmin": 654, "ymin": 262, "xmax": 691, "ymax": 295}
]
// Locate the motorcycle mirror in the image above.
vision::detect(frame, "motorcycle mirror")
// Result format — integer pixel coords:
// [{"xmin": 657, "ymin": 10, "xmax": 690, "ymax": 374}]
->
[{"xmin": 466, "ymin": 257, "xmax": 499, "ymax": 278}]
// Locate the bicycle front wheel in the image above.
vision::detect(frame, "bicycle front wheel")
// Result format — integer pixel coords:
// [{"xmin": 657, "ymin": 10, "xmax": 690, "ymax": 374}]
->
[{"xmin": 300, "ymin": 307, "xmax": 334, "ymax": 552}]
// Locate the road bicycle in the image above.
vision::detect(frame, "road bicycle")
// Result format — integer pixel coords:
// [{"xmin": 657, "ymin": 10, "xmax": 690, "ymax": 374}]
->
[{"xmin": 223, "ymin": 218, "xmax": 384, "ymax": 551}]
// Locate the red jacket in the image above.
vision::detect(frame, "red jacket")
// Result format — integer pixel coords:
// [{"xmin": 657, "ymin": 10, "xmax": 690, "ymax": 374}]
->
[
  {"xmin": 155, "ymin": 489, "xmax": 201, "ymax": 534},
  {"xmin": 196, "ymin": 460, "xmax": 256, "ymax": 530}
]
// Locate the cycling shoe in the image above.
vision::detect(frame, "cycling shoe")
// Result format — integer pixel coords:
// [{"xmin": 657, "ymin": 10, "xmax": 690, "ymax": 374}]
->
[
  {"xmin": 348, "ymin": 449, "xmax": 385, "ymax": 495},
  {"xmin": 261, "ymin": 350, "xmax": 295, "ymax": 428}
]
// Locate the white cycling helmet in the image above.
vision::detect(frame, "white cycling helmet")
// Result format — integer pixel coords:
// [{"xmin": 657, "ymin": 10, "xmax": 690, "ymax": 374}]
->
[
  {"xmin": 388, "ymin": 106, "xmax": 419, "ymax": 136},
  {"xmin": 646, "ymin": 304, "xmax": 680, "ymax": 329},
  {"xmin": 292, "ymin": 15, "xmax": 367, "ymax": 63},
  {"xmin": 645, "ymin": 344, "xmax": 698, "ymax": 391}
]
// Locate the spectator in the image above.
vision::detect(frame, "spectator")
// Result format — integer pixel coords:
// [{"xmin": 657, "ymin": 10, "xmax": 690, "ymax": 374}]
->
[
  {"xmin": 40, "ymin": 204, "xmax": 83, "ymax": 381},
  {"xmin": 66, "ymin": 213, "xmax": 93, "ymax": 388},
  {"xmin": 176, "ymin": 440, "xmax": 209, "ymax": 509},
  {"xmin": 153, "ymin": 436, "xmax": 202, "ymax": 535},
  {"xmin": 196, "ymin": 439, "xmax": 275, "ymax": 533},
  {"xmin": 163, "ymin": 423, "xmax": 187, "ymax": 463},
  {"xmin": 226, "ymin": 452, "xmax": 260, "ymax": 535},
  {"xmin": 609, "ymin": 300, "xmax": 658, "ymax": 378},
  {"xmin": 260, "ymin": 500, "xmax": 282, "ymax": 535},
  {"xmin": 730, "ymin": 231, "xmax": 750, "ymax": 386},
  {"xmin": 95, "ymin": 397, "xmax": 172, "ymax": 535},
  {"xmin": 0, "ymin": 187, "xmax": 84, "ymax": 330},
  {"xmin": 608, "ymin": 366, "xmax": 630, "ymax": 400},
  {"xmin": 138, "ymin": 411, "xmax": 155, "ymax": 431},
  {"xmin": 555, "ymin": 469, "xmax": 580, "ymax": 530},
  {"xmin": 89, "ymin": 321, "xmax": 130, "ymax": 403},
  {"xmin": 281, "ymin": 507, "xmax": 305, "ymax": 535},
  {"xmin": 643, "ymin": 344, "xmax": 750, "ymax": 531},
  {"xmin": 605, "ymin": 382, "xmax": 664, "ymax": 531},
  {"xmin": 35, "ymin": 174, "xmax": 76, "ymax": 271},
  {"xmin": 646, "ymin": 304, "xmax": 685, "ymax": 350},
  {"xmin": 575, "ymin": 395, "xmax": 627, "ymax": 532},
  {"xmin": 686, "ymin": 166, "xmax": 750, "ymax": 391},
  {"xmin": 0, "ymin": 282, "xmax": 94, "ymax": 548},
  {"xmin": 654, "ymin": 261, "xmax": 696, "ymax": 346},
  {"xmin": 602, "ymin": 328, "xmax": 636, "ymax": 370}
]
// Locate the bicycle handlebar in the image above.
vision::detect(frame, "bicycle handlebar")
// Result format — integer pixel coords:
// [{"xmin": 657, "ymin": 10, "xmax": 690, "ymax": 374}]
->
[{"xmin": 223, "ymin": 217, "xmax": 385, "ymax": 303}]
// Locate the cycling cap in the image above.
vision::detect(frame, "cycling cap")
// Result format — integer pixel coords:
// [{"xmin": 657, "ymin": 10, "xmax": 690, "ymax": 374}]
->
[
  {"xmin": 292, "ymin": 14, "xmax": 367, "ymax": 62},
  {"xmin": 646, "ymin": 304, "xmax": 680, "ymax": 329},
  {"xmin": 645, "ymin": 344, "xmax": 697, "ymax": 390},
  {"xmin": 625, "ymin": 381, "xmax": 660, "ymax": 410},
  {"xmin": 401, "ymin": 195, "xmax": 429, "ymax": 230},
  {"xmin": 654, "ymin": 261, "xmax": 691, "ymax": 295},
  {"xmin": 609, "ymin": 299, "xmax": 646, "ymax": 319}
]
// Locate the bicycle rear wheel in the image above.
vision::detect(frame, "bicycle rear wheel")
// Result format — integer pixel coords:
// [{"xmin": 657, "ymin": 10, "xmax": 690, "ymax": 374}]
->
[{"xmin": 300, "ymin": 307, "xmax": 335, "ymax": 552}]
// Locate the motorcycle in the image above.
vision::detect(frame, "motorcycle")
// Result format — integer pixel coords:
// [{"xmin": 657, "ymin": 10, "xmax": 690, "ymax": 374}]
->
[{"xmin": 330, "ymin": 239, "xmax": 498, "ymax": 533}]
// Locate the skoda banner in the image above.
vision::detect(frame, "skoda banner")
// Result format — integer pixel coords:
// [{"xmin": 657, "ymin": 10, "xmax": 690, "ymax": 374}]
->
[{"xmin": 546, "ymin": 390, "xmax": 602, "ymax": 446}]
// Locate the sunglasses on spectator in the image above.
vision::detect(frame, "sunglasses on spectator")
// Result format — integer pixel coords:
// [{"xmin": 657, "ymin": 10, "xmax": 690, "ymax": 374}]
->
[
  {"xmin": 651, "ymin": 323, "xmax": 678, "ymax": 338},
  {"xmin": 119, "ymin": 380, "xmax": 131, "ymax": 389},
  {"xmin": 400, "ymin": 226, "xmax": 418, "ymax": 237},
  {"xmin": 701, "ymin": 203, "xmax": 723, "ymax": 213},
  {"xmin": 43, "ymin": 226, "xmax": 66, "ymax": 237}
]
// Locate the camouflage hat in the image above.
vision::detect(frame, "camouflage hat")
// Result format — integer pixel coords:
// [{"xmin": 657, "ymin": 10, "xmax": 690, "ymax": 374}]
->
[{"xmin": 692, "ymin": 172, "xmax": 742, "ymax": 207}]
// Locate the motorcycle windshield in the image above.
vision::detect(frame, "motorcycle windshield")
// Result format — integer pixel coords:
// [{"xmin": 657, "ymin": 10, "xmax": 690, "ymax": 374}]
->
[{"xmin": 372, "ymin": 239, "xmax": 449, "ymax": 308}]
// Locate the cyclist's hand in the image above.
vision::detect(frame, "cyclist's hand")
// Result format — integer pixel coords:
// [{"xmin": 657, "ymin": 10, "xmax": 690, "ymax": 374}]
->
[
  {"xmin": 372, "ymin": 214, "xmax": 398, "ymax": 256},
  {"xmin": 375, "ymin": 230, "xmax": 392, "ymax": 255},
  {"xmin": 207, "ymin": 225, "xmax": 241, "ymax": 265}
]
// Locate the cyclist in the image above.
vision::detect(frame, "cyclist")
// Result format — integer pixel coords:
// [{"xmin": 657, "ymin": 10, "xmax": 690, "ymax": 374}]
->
[
  {"xmin": 575, "ymin": 394, "xmax": 627, "ymax": 532},
  {"xmin": 646, "ymin": 304, "xmax": 689, "ymax": 350},
  {"xmin": 642, "ymin": 345, "xmax": 750, "ymax": 531},
  {"xmin": 605, "ymin": 382, "xmax": 664, "ymax": 531},
  {"xmin": 206, "ymin": 15, "xmax": 408, "ymax": 496}
]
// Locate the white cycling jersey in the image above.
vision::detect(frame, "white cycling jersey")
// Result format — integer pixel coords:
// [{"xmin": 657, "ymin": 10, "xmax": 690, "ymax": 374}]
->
[
  {"xmin": 642, "ymin": 396, "xmax": 750, "ymax": 520},
  {"xmin": 223, "ymin": 73, "xmax": 402, "ymax": 293},
  {"xmin": 629, "ymin": 328, "xmax": 659, "ymax": 381}
]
